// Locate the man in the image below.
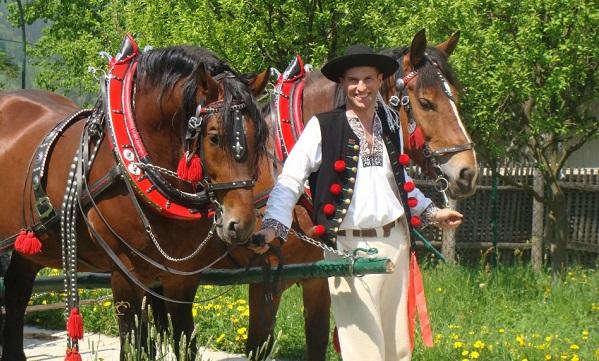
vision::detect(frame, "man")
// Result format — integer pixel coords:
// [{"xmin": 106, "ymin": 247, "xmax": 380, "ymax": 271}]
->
[{"xmin": 252, "ymin": 44, "xmax": 463, "ymax": 361}]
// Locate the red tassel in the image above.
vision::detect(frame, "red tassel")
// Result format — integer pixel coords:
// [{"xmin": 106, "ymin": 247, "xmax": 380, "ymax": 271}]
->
[
  {"xmin": 67, "ymin": 308, "xmax": 84, "ymax": 340},
  {"xmin": 332, "ymin": 326, "xmax": 341, "ymax": 353},
  {"xmin": 177, "ymin": 154, "xmax": 203, "ymax": 183},
  {"xmin": 65, "ymin": 349, "xmax": 82, "ymax": 361},
  {"xmin": 409, "ymin": 127, "xmax": 425, "ymax": 150},
  {"xmin": 15, "ymin": 230, "xmax": 42, "ymax": 255}
]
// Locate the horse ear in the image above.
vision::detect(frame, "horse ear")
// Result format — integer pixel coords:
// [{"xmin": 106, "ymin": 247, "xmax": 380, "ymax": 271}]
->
[
  {"xmin": 196, "ymin": 63, "xmax": 219, "ymax": 98},
  {"xmin": 246, "ymin": 68, "xmax": 271, "ymax": 97},
  {"xmin": 436, "ymin": 30, "xmax": 460, "ymax": 57},
  {"xmin": 409, "ymin": 29, "xmax": 427, "ymax": 67}
]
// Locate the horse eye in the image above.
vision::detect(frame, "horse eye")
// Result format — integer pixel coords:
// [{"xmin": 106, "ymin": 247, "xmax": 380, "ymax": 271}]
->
[
  {"xmin": 418, "ymin": 98, "xmax": 435, "ymax": 111},
  {"xmin": 209, "ymin": 134, "xmax": 220, "ymax": 146}
]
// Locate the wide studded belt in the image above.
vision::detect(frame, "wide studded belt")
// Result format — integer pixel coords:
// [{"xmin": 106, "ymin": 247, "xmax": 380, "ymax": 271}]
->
[{"xmin": 337, "ymin": 219, "xmax": 398, "ymax": 238}]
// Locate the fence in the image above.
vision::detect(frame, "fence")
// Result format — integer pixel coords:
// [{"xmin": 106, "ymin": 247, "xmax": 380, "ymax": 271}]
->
[{"xmin": 409, "ymin": 166, "xmax": 599, "ymax": 266}]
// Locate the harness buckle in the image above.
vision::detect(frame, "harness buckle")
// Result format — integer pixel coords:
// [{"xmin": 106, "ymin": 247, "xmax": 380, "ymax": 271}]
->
[
  {"xmin": 401, "ymin": 95, "xmax": 410, "ymax": 106},
  {"xmin": 389, "ymin": 95, "xmax": 400, "ymax": 108},
  {"xmin": 35, "ymin": 196, "xmax": 55, "ymax": 220}
]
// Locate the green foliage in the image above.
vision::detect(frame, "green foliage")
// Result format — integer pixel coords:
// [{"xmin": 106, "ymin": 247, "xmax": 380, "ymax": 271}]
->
[{"xmin": 0, "ymin": 49, "xmax": 18, "ymax": 88}]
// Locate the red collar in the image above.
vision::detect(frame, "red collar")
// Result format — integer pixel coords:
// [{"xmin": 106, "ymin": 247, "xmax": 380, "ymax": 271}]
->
[{"xmin": 105, "ymin": 37, "xmax": 205, "ymax": 221}]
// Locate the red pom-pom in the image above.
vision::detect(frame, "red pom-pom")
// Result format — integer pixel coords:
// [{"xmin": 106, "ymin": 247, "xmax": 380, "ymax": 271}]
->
[
  {"xmin": 410, "ymin": 215, "xmax": 422, "ymax": 228},
  {"xmin": 399, "ymin": 154, "xmax": 411, "ymax": 166},
  {"xmin": 312, "ymin": 225, "xmax": 326, "ymax": 237},
  {"xmin": 403, "ymin": 181, "xmax": 415, "ymax": 193},
  {"xmin": 67, "ymin": 307, "xmax": 84, "ymax": 340},
  {"xmin": 65, "ymin": 349, "xmax": 82, "ymax": 361},
  {"xmin": 407, "ymin": 197, "xmax": 418, "ymax": 208},
  {"xmin": 329, "ymin": 183, "xmax": 342, "ymax": 196},
  {"xmin": 323, "ymin": 203, "xmax": 336, "ymax": 217},
  {"xmin": 15, "ymin": 230, "xmax": 42, "ymax": 255},
  {"xmin": 333, "ymin": 160, "xmax": 346, "ymax": 173},
  {"xmin": 177, "ymin": 154, "xmax": 203, "ymax": 183}
]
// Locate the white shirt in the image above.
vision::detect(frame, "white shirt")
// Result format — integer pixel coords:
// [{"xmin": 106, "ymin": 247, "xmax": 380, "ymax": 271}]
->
[{"xmin": 264, "ymin": 114, "xmax": 432, "ymax": 231}]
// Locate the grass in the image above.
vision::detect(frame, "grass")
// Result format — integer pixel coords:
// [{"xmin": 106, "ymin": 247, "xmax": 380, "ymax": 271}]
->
[{"xmin": 24, "ymin": 263, "xmax": 599, "ymax": 360}]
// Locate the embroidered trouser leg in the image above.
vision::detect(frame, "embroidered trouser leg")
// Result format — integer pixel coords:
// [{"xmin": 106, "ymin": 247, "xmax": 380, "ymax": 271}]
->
[{"xmin": 326, "ymin": 220, "xmax": 411, "ymax": 361}]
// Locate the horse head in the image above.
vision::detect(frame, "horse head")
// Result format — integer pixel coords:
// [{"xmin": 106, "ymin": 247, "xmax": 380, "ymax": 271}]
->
[
  {"xmin": 382, "ymin": 30, "xmax": 478, "ymax": 199},
  {"xmin": 131, "ymin": 45, "xmax": 270, "ymax": 244}
]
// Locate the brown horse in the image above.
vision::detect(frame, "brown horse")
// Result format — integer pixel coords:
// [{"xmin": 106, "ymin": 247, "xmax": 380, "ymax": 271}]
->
[
  {"xmin": 0, "ymin": 37, "xmax": 270, "ymax": 360},
  {"xmin": 228, "ymin": 30, "xmax": 478, "ymax": 361}
]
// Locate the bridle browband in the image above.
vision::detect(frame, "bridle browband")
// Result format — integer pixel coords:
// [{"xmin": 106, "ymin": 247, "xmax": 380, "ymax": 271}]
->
[{"xmin": 389, "ymin": 52, "xmax": 474, "ymax": 203}]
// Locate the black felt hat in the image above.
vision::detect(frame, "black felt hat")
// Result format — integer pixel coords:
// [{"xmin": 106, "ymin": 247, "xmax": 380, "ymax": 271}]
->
[{"xmin": 321, "ymin": 44, "xmax": 399, "ymax": 83}]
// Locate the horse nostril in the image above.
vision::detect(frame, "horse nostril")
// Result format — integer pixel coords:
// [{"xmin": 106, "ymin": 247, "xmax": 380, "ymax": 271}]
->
[
  {"xmin": 228, "ymin": 220, "xmax": 239, "ymax": 233},
  {"xmin": 458, "ymin": 167, "xmax": 475, "ymax": 188}
]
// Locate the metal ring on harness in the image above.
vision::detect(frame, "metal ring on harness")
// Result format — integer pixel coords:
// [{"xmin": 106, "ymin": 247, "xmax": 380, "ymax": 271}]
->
[
  {"xmin": 434, "ymin": 176, "xmax": 450, "ymax": 192},
  {"xmin": 401, "ymin": 95, "xmax": 410, "ymax": 106},
  {"xmin": 389, "ymin": 95, "xmax": 400, "ymax": 108}
]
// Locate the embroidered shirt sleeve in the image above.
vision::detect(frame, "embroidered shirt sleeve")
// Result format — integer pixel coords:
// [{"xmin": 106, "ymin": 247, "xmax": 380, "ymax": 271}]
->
[
  {"xmin": 421, "ymin": 203, "xmax": 440, "ymax": 227},
  {"xmin": 261, "ymin": 218, "xmax": 290, "ymax": 240}
]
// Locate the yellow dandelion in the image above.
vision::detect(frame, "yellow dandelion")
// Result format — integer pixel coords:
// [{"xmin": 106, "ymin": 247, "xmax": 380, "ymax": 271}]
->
[
  {"xmin": 545, "ymin": 355, "xmax": 552, "ymax": 360},
  {"xmin": 454, "ymin": 341, "xmax": 464, "ymax": 349},
  {"xmin": 516, "ymin": 335, "xmax": 526, "ymax": 347},
  {"xmin": 192, "ymin": 308, "xmax": 198, "ymax": 317},
  {"xmin": 570, "ymin": 355, "xmax": 579, "ymax": 361},
  {"xmin": 237, "ymin": 327, "xmax": 247, "ymax": 335},
  {"xmin": 581, "ymin": 330, "xmax": 589, "ymax": 336},
  {"xmin": 469, "ymin": 351, "xmax": 480, "ymax": 359},
  {"xmin": 242, "ymin": 309, "xmax": 250, "ymax": 317},
  {"xmin": 498, "ymin": 328, "xmax": 505, "ymax": 334},
  {"xmin": 216, "ymin": 333, "xmax": 225, "ymax": 343},
  {"xmin": 473, "ymin": 340, "xmax": 485, "ymax": 349},
  {"xmin": 545, "ymin": 335, "xmax": 553, "ymax": 342},
  {"xmin": 569, "ymin": 344, "xmax": 579, "ymax": 350},
  {"xmin": 436, "ymin": 287, "xmax": 443, "ymax": 293},
  {"xmin": 462, "ymin": 350, "xmax": 469, "ymax": 356},
  {"xmin": 103, "ymin": 300, "xmax": 112, "ymax": 308},
  {"xmin": 203, "ymin": 285, "xmax": 214, "ymax": 289}
]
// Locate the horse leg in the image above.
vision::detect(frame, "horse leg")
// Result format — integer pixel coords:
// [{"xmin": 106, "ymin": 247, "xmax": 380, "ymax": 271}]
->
[
  {"xmin": 1, "ymin": 253, "xmax": 42, "ymax": 361},
  {"xmin": 246, "ymin": 282, "xmax": 284, "ymax": 361},
  {"xmin": 162, "ymin": 278, "xmax": 199, "ymax": 361},
  {"xmin": 110, "ymin": 270, "xmax": 145, "ymax": 360},
  {"xmin": 301, "ymin": 278, "xmax": 331, "ymax": 361}
]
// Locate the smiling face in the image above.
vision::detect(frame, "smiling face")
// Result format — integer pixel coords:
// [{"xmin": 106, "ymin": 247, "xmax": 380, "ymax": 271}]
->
[{"xmin": 340, "ymin": 66, "xmax": 384, "ymax": 111}]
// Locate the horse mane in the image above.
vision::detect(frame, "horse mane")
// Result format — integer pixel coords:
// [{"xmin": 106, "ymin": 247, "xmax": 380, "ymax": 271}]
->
[
  {"xmin": 135, "ymin": 46, "xmax": 268, "ymax": 160},
  {"xmin": 380, "ymin": 46, "xmax": 460, "ymax": 91}
]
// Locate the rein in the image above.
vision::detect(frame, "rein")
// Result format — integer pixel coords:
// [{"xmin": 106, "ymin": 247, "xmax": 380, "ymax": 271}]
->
[{"xmin": 389, "ymin": 53, "xmax": 474, "ymax": 204}]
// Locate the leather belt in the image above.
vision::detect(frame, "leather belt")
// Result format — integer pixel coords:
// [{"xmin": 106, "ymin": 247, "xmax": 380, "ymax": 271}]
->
[{"xmin": 337, "ymin": 219, "xmax": 398, "ymax": 238}]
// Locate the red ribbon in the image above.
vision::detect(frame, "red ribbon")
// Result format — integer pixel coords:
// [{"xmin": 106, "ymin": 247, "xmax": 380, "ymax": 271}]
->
[{"xmin": 408, "ymin": 251, "xmax": 433, "ymax": 351}]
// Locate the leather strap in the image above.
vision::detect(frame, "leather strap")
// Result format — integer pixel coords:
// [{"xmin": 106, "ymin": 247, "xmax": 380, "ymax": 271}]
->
[{"xmin": 337, "ymin": 219, "xmax": 398, "ymax": 238}]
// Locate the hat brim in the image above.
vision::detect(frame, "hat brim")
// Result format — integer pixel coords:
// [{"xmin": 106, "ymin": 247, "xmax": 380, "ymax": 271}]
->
[{"xmin": 321, "ymin": 53, "xmax": 399, "ymax": 83}]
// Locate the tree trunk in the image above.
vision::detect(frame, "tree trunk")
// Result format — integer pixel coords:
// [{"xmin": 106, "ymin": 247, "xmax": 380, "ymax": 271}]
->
[
  {"xmin": 531, "ymin": 169, "xmax": 544, "ymax": 271},
  {"xmin": 546, "ymin": 183, "xmax": 568, "ymax": 278}
]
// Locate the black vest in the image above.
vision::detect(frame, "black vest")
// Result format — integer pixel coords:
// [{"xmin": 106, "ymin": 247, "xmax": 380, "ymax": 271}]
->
[{"xmin": 308, "ymin": 107, "xmax": 413, "ymax": 246}]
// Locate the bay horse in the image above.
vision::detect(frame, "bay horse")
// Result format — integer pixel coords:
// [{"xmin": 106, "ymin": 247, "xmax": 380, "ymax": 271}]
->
[
  {"xmin": 0, "ymin": 35, "xmax": 270, "ymax": 360},
  {"xmin": 227, "ymin": 29, "xmax": 478, "ymax": 360}
]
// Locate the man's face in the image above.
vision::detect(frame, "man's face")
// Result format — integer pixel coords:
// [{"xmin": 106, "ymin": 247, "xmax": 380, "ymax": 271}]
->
[{"xmin": 340, "ymin": 66, "xmax": 383, "ymax": 111}]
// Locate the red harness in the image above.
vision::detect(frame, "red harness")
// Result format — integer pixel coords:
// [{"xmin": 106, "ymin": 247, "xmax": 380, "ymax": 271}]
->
[
  {"xmin": 106, "ymin": 36, "xmax": 203, "ymax": 221},
  {"xmin": 272, "ymin": 55, "xmax": 307, "ymax": 162}
]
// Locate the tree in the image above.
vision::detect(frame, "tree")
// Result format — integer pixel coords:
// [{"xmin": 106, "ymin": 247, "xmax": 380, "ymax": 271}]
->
[{"xmin": 0, "ymin": 49, "xmax": 18, "ymax": 88}]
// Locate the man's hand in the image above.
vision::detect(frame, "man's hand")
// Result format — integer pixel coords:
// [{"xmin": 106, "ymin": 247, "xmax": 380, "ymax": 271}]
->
[
  {"xmin": 248, "ymin": 228, "xmax": 276, "ymax": 254},
  {"xmin": 433, "ymin": 208, "xmax": 463, "ymax": 229}
]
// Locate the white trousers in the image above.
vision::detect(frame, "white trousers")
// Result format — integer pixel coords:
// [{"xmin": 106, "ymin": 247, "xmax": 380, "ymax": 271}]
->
[{"xmin": 326, "ymin": 219, "xmax": 411, "ymax": 361}]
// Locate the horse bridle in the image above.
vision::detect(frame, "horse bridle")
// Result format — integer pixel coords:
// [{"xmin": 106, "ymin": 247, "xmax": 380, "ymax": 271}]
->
[
  {"xmin": 389, "ymin": 53, "xmax": 474, "ymax": 204},
  {"xmin": 182, "ymin": 72, "xmax": 257, "ymax": 218}
]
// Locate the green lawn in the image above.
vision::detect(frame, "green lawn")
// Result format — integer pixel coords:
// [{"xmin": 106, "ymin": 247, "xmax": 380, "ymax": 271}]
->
[{"xmin": 26, "ymin": 263, "xmax": 599, "ymax": 360}]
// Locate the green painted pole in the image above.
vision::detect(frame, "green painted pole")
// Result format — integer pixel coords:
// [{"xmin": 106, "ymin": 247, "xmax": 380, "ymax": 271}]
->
[{"xmin": 0, "ymin": 257, "xmax": 393, "ymax": 295}]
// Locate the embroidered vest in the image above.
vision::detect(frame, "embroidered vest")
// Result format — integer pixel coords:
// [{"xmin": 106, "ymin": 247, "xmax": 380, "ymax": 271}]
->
[{"xmin": 308, "ymin": 107, "xmax": 413, "ymax": 246}]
